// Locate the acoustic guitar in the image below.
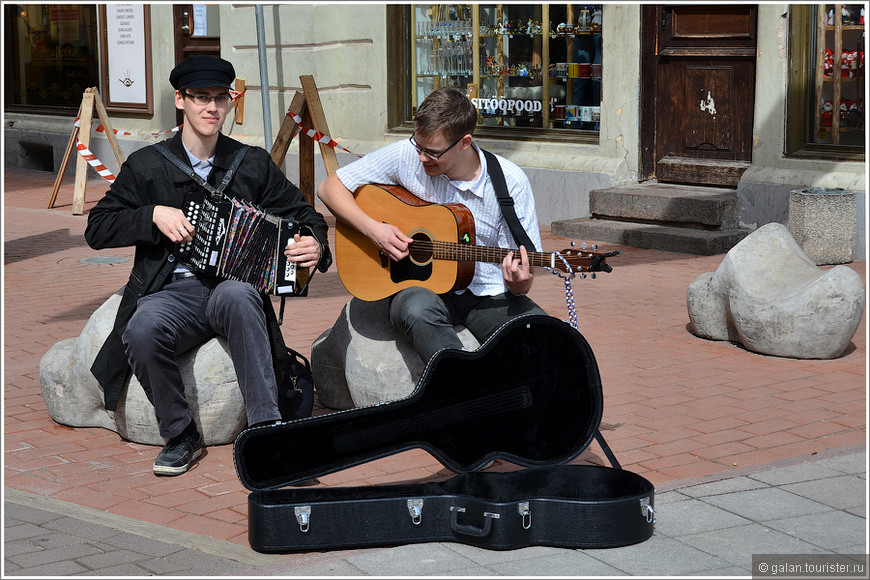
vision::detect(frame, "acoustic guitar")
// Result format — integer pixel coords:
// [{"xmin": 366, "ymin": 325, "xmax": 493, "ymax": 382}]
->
[{"xmin": 335, "ymin": 184, "xmax": 619, "ymax": 301}]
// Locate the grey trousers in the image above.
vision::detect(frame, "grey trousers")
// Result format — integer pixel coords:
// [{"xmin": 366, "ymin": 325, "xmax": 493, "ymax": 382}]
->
[
  {"xmin": 122, "ymin": 275, "xmax": 281, "ymax": 439},
  {"xmin": 389, "ymin": 286, "xmax": 547, "ymax": 362}
]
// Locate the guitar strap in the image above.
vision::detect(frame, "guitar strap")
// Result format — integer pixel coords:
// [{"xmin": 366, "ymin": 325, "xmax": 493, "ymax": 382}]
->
[{"xmin": 481, "ymin": 148, "xmax": 537, "ymax": 251}]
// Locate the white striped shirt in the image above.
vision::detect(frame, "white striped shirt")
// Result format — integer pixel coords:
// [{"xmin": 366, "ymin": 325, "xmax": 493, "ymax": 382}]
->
[{"xmin": 336, "ymin": 139, "xmax": 541, "ymax": 297}]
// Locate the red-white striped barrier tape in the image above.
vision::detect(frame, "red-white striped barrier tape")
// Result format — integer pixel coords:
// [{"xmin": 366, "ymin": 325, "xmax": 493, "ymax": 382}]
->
[
  {"xmin": 74, "ymin": 138, "xmax": 117, "ymax": 182},
  {"xmin": 285, "ymin": 110, "xmax": 363, "ymax": 158}
]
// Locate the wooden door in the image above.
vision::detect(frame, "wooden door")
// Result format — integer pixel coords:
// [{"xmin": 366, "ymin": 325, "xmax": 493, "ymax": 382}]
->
[
  {"xmin": 640, "ymin": 5, "xmax": 757, "ymax": 187},
  {"xmin": 173, "ymin": 4, "xmax": 222, "ymax": 124}
]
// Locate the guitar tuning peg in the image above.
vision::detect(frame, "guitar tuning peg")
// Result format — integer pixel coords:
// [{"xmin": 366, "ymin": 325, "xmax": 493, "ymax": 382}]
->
[
  {"xmin": 580, "ymin": 242, "xmax": 588, "ymax": 250},
  {"xmin": 592, "ymin": 243, "xmax": 598, "ymax": 250},
  {"xmin": 580, "ymin": 272, "xmax": 587, "ymax": 279},
  {"xmin": 570, "ymin": 240, "xmax": 576, "ymax": 247},
  {"xmin": 591, "ymin": 273, "xmax": 597, "ymax": 279}
]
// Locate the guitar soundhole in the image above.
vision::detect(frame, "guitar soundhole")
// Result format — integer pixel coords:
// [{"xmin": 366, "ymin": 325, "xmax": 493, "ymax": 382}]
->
[
  {"xmin": 390, "ymin": 231, "xmax": 434, "ymax": 285},
  {"xmin": 408, "ymin": 231, "xmax": 434, "ymax": 265}
]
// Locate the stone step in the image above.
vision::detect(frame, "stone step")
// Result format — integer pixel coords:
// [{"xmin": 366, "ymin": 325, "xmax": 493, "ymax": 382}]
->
[
  {"xmin": 590, "ymin": 184, "xmax": 739, "ymax": 228},
  {"xmin": 552, "ymin": 217, "xmax": 749, "ymax": 256}
]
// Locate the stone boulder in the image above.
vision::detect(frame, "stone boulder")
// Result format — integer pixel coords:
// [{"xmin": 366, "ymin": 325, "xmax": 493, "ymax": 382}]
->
[
  {"xmin": 687, "ymin": 223, "xmax": 865, "ymax": 359},
  {"xmin": 311, "ymin": 298, "xmax": 480, "ymax": 409},
  {"xmin": 39, "ymin": 290, "xmax": 246, "ymax": 446}
]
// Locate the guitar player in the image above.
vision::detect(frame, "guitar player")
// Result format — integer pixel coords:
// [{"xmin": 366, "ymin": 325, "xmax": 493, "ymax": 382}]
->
[{"xmin": 318, "ymin": 87, "xmax": 547, "ymax": 362}]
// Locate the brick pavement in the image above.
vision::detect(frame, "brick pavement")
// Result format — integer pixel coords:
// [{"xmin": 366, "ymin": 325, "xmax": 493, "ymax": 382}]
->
[{"xmin": 3, "ymin": 167, "xmax": 866, "ymax": 549}]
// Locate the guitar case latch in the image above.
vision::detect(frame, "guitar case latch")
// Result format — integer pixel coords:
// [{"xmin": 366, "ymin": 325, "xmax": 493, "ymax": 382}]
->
[
  {"xmin": 407, "ymin": 499, "xmax": 424, "ymax": 525},
  {"xmin": 294, "ymin": 505, "xmax": 311, "ymax": 533}
]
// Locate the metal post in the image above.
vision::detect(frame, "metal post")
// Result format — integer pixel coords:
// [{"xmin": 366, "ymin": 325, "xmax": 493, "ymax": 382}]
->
[{"xmin": 255, "ymin": 5, "xmax": 273, "ymax": 148}]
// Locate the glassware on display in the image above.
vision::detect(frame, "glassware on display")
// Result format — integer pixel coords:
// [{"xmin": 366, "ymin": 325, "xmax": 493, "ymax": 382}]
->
[{"xmin": 416, "ymin": 19, "xmax": 473, "ymax": 77}]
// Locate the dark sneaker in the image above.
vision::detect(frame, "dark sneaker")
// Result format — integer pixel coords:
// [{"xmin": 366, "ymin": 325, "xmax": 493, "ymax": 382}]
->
[{"xmin": 153, "ymin": 433, "xmax": 204, "ymax": 476}]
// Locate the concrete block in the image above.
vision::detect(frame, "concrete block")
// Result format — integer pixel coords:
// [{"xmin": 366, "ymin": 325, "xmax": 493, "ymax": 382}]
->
[
  {"xmin": 311, "ymin": 298, "xmax": 479, "ymax": 409},
  {"xmin": 687, "ymin": 223, "xmax": 865, "ymax": 359},
  {"xmin": 39, "ymin": 290, "xmax": 246, "ymax": 446},
  {"xmin": 789, "ymin": 187, "xmax": 857, "ymax": 265}
]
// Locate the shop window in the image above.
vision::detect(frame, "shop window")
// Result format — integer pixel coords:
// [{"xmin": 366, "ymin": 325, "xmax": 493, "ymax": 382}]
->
[
  {"xmin": 787, "ymin": 4, "xmax": 865, "ymax": 157},
  {"xmin": 407, "ymin": 4, "xmax": 603, "ymax": 136},
  {"xmin": 5, "ymin": 4, "xmax": 100, "ymax": 111}
]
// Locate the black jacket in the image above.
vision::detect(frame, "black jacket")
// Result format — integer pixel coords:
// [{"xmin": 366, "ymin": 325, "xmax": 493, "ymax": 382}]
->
[{"xmin": 85, "ymin": 132, "xmax": 332, "ymax": 411}]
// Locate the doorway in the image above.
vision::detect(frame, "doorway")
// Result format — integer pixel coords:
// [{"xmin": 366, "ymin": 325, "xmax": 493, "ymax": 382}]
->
[
  {"xmin": 172, "ymin": 4, "xmax": 221, "ymax": 124},
  {"xmin": 640, "ymin": 5, "xmax": 757, "ymax": 187}
]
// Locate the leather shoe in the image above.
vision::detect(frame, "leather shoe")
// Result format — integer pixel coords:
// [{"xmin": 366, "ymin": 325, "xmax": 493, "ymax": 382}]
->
[{"xmin": 153, "ymin": 432, "xmax": 204, "ymax": 476}]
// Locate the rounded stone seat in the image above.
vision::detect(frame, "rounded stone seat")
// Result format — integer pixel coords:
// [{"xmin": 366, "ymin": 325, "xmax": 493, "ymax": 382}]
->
[
  {"xmin": 39, "ymin": 289, "xmax": 246, "ymax": 446},
  {"xmin": 687, "ymin": 222, "xmax": 865, "ymax": 359},
  {"xmin": 311, "ymin": 298, "xmax": 480, "ymax": 410}
]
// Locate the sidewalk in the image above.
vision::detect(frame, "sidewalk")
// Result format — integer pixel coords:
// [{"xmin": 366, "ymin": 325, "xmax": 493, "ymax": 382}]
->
[{"xmin": 3, "ymin": 166, "xmax": 867, "ymax": 575}]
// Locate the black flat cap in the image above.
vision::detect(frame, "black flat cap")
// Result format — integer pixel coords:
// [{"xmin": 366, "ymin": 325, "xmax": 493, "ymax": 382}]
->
[{"xmin": 169, "ymin": 55, "xmax": 235, "ymax": 90}]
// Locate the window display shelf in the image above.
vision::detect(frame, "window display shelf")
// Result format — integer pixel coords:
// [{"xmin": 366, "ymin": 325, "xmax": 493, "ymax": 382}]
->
[
  {"xmin": 813, "ymin": 4, "xmax": 865, "ymax": 145},
  {"xmin": 411, "ymin": 3, "xmax": 603, "ymax": 131}
]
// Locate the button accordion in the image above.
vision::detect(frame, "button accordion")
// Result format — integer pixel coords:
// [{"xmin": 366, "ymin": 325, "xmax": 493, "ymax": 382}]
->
[{"xmin": 176, "ymin": 190, "xmax": 310, "ymax": 295}]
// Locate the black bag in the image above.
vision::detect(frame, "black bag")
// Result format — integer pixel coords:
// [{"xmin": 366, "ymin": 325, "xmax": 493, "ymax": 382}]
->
[{"xmin": 277, "ymin": 347, "xmax": 314, "ymax": 421}]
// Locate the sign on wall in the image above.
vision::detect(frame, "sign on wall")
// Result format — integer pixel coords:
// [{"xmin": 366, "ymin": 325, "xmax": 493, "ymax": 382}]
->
[{"xmin": 99, "ymin": 4, "xmax": 153, "ymax": 113}]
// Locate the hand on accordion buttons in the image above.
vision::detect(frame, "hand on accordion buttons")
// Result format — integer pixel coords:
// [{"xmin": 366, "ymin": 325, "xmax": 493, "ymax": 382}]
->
[
  {"xmin": 285, "ymin": 234, "xmax": 321, "ymax": 269},
  {"xmin": 154, "ymin": 205, "xmax": 193, "ymax": 243}
]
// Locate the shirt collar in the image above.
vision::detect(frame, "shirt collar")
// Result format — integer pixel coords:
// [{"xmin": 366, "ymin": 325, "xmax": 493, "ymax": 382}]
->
[
  {"xmin": 441, "ymin": 143, "xmax": 488, "ymax": 197},
  {"xmin": 181, "ymin": 141, "xmax": 215, "ymax": 172}
]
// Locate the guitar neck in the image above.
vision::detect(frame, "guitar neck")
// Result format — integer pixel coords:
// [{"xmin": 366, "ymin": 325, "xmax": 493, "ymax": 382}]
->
[{"xmin": 428, "ymin": 240, "xmax": 554, "ymax": 268}]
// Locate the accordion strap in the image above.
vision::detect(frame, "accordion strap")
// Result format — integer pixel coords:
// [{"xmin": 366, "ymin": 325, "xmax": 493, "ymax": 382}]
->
[{"xmin": 153, "ymin": 141, "xmax": 250, "ymax": 198}]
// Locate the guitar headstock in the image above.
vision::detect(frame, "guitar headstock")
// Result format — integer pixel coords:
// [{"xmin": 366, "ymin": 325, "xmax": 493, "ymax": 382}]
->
[{"xmin": 548, "ymin": 247, "xmax": 621, "ymax": 275}]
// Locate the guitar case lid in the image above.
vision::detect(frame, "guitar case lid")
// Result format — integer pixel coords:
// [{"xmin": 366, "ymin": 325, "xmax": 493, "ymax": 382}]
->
[{"xmin": 234, "ymin": 314, "xmax": 604, "ymax": 491}]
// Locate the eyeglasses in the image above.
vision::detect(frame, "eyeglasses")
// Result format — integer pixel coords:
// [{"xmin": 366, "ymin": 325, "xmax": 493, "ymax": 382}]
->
[
  {"xmin": 409, "ymin": 134, "xmax": 464, "ymax": 160},
  {"xmin": 182, "ymin": 91, "xmax": 232, "ymax": 106}
]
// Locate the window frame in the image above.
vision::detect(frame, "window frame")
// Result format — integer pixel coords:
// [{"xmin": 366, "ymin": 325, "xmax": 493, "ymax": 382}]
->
[{"xmin": 786, "ymin": 4, "xmax": 864, "ymax": 160}]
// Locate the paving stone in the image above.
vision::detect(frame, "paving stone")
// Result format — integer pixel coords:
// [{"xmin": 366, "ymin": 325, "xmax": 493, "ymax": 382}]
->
[
  {"xmin": 654, "ymin": 498, "xmax": 752, "ymax": 537},
  {"xmin": 74, "ymin": 548, "xmax": 151, "ymax": 570},
  {"xmin": 677, "ymin": 475, "xmax": 770, "ymax": 498},
  {"xmin": 6, "ymin": 560, "xmax": 89, "ymax": 576},
  {"xmin": 445, "ymin": 543, "xmax": 573, "ymax": 566},
  {"xmin": 812, "ymin": 453, "xmax": 868, "ymax": 475},
  {"xmin": 582, "ymin": 535, "xmax": 732, "ymax": 576},
  {"xmin": 346, "ymin": 543, "xmax": 477, "ymax": 576},
  {"xmin": 702, "ymin": 487, "xmax": 833, "ymax": 522},
  {"xmin": 41, "ymin": 515, "xmax": 123, "ymax": 542},
  {"xmin": 781, "ymin": 474, "xmax": 866, "ymax": 511},
  {"xmin": 489, "ymin": 550, "xmax": 624, "ymax": 577},
  {"xmin": 3, "ymin": 522, "xmax": 52, "ymax": 542},
  {"xmin": 750, "ymin": 461, "xmax": 847, "ymax": 486},
  {"xmin": 764, "ymin": 510, "xmax": 867, "ymax": 551},
  {"xmin": 677, "ymin": 523, "xmax": 823, "ymax": 567},
  {"xmin": 77, "ymin": 563, "xmax": 154, "ymax": 576},
  {"xmin": 7, "ymin": 542, "xmax": 103, "ymax": 568}
]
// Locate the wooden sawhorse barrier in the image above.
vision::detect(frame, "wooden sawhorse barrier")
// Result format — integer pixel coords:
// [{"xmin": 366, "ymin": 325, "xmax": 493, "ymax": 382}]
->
[
  {"xmin": 47, "ymin": 87, "xmax": 124, "ymax": 215},
  {"xmin": 269, "ymin": 75, "xmax": 339, "ymax": 206}
]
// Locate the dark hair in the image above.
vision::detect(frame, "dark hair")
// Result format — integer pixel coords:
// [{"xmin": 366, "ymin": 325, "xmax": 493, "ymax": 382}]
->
[{"xmin": 414, "ymin": 88, "xmax": 477, "ymax": 142}]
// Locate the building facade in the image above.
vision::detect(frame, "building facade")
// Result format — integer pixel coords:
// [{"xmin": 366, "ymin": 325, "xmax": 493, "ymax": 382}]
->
[{"xmin": 4, "ymin": 3, "xmax": 866, "ymax": 257}]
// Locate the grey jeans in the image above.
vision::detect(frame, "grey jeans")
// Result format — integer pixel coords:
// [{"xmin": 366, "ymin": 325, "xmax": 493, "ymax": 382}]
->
[
  {"xmin": 389, "ymin": 286, "xmax": 547, "ymax": 362},
  {"xmin": 122, "ymin": 275, "xmax": 281, "ymax": 439}
]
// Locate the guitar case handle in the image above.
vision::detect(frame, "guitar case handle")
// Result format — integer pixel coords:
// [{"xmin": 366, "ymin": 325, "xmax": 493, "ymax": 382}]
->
[{"xmin": 450, "ymin": 507, "xmax": 498, "ymax": 538}]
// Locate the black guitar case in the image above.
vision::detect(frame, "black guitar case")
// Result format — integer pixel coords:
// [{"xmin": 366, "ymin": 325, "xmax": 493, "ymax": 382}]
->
[{"xmin": 234, "ymin": 314, "xmax": 655, "ymax": 552}]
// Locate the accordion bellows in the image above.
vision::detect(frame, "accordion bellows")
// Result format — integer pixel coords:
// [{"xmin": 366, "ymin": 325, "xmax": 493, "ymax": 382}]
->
[{"xmin": 177, "ymin": 190, "xmax": 309, "ymax": 295}]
